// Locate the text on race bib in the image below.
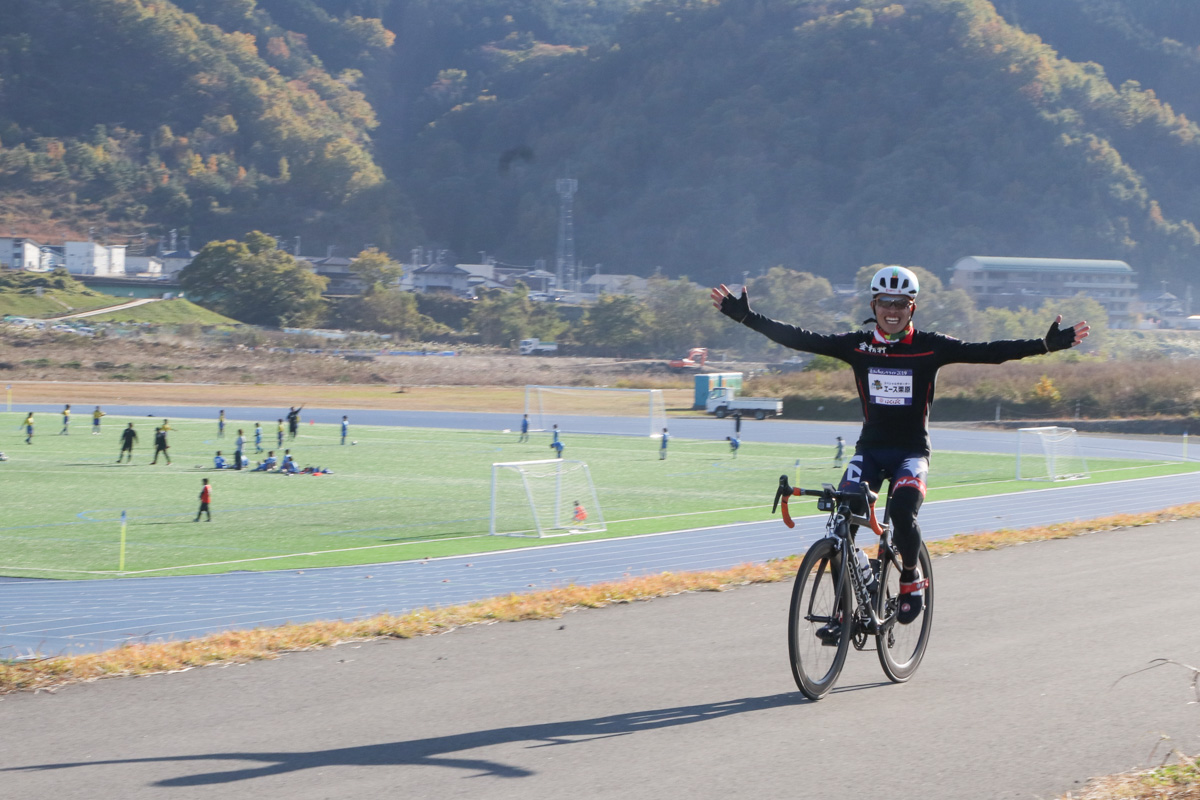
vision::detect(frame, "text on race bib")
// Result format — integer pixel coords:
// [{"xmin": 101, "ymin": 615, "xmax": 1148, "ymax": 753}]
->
[{"xmin": 867, "ymin": 367, "xmax": 913, "ymax": 406}]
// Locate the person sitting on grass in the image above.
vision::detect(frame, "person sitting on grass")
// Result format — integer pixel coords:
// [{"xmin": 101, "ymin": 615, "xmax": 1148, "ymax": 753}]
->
[
  {"xmin": 253, "ymin": 451, "xmax": 278, "ymax": 471},
  {"xmin": 213, "ymin": 451, "xmax": 228, "ymax": 469},
  {"xmin": 280, "ymin": 450, "xmax": 299, "ymax": 474}
]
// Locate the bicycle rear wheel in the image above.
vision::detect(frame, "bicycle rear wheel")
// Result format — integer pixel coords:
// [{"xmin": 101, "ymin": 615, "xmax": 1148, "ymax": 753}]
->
[
  {"xmin": 875, "ymin": 540, "xmax": 934, "ymax": 683},
  {"xmin": 788, "ymin": 536, "xmax": 853, "ymax": 700}
]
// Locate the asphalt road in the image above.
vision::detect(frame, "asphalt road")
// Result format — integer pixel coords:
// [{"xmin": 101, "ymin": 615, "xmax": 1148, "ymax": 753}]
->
[{"xmin": 3, "ymin": 519, "xmax": 1198, "ymax": 800}]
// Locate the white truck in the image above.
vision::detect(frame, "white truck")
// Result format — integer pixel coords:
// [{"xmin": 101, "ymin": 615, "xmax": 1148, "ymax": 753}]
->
[
  {"xmin": 705, "ymin": 386, "xmax": 783, "ymax": 420},
  {"xmin": 518, "ymin": 338, "xmax": 559, "ymax": 355}
]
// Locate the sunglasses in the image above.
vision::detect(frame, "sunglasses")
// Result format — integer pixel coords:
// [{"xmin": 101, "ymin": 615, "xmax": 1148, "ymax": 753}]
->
[{"xmin": 874, "ymin": 297, "xmax": 913, "ymax": 309}]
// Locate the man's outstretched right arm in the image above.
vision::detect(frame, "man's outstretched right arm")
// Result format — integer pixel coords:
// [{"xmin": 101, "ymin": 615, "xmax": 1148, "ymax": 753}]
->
[{"xmin": 710, "ymin": 283, "xmax": 846, "ymax": 357}]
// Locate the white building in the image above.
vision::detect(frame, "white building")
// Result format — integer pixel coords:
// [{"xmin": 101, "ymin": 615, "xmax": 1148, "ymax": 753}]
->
[
  {"xmin": 0, "ymin": 237, "xmax": 46, "ymax": 270},
  {"xmin": 123, "ymin": 255, "xmax": 164, "ymax": 277},
  {"xmin": 950, "ymin": 255, "xmax": 1138, "ymax": 326},
  {"xmin": 64, "ymin": 241, "xmax": 127, "ymax": 276}
]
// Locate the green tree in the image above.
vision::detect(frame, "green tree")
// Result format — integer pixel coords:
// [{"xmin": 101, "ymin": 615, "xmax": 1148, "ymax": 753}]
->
[
  {"xmin": 467, "ymin": 283, "xmax": 564, "ymax": 347},
  {"xmin": 644, "ymin": 275, "xmax": 721, "ymax": 356},
  {"xmin": 349, "ymin": 248, "xmax": 403, "ymax": 291},
  {"xmin": 357, "ymin": 289, "xmax": 448, "ymax": 339},
  {"xmin": 180, "ymin": 231, "xmax": 327, "ymax": 326},
  {"xmin": 579, "ymin": 294, "xmax": 653, "ymax": 357}
]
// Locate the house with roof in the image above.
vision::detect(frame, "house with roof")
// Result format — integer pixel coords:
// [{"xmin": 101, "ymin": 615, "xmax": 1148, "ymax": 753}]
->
[
  {"xmin": 158, "ymin": 247, "xmax": 197, "ymax": 278},
  {"xmin": 411, "ymin": 262, "xmax": 508, "ymax": 296},
  {"xmin": 298, "ymin": 254, "xmax": 365, "ymax": 295},
  {"xmin": 581, "ymin": 273, "xmax": 650, "ymax": 298},
  {"xmin": 949, "ymin": 256, "xmax": 1138, "ymax": 327}
]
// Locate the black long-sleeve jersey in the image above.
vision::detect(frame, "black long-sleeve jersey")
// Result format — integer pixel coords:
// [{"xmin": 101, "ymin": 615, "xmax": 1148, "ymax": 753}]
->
[{"xmin": 743, "ymin": 312, "xmax": 1049, "ymax": 456}]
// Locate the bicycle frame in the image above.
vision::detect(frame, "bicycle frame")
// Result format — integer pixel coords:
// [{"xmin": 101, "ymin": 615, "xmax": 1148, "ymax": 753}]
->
[{"xmin": 774, "ymin": 476, "xmax": 900, "ymax": 634}]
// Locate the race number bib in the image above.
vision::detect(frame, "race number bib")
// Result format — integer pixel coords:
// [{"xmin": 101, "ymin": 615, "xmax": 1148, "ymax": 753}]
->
[{"xmin": 867, "ymin": 367, "xmax": 913, "ymax": 406}]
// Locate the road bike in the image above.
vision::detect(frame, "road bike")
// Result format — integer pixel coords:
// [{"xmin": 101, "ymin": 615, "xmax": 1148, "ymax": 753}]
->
[{"xmin": 772, "ymin": 475, "xmax": 934, "ymax": 700}]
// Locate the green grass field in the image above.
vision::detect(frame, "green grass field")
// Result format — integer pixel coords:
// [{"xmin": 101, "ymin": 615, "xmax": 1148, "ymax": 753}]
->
[
  {"xmin": 0, "ymin": 289, "xmax": 122, "ymax": 318},
  {"xmin": 84, "ymin": 298, "xmax": 237, "ymax": 325},
  {"xmin": 1, "ymin": 411, "xmax": 1194, "ymax": 579}
]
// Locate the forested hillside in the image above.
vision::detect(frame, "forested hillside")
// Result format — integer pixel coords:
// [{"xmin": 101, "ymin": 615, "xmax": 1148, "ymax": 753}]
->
[
  {"xmin": 2, "ymin": 0, "xmax": 1199, "ymax": 292},
  {"xmin": 0, "ymin": 0, "xmax": 414, "ymax": 249},
  {"xmin": 407, "ymin": 0, "xmax": 1200, "ymax": 287}
]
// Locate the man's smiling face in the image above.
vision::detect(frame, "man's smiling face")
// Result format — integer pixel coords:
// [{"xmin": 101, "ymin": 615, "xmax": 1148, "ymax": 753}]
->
[{"xmin": 872, "ymin": 294, "xmax": 914, "ymax": 336}]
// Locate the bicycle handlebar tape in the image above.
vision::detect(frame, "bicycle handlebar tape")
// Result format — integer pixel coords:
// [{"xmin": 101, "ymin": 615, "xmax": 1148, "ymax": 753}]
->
[
  {"xmin": 1044, "ymin": 319, "xmax": 1076, "ymax": 352},
  {"xmin": 719, "ymin": 289, "xmax": 751, "ymax": 323}
]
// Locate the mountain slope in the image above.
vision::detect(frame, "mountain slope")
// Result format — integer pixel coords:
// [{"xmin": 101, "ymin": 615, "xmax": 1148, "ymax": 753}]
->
[{"xmin": 405, "ymin": 0, "xmax": 1200, "ymax": 287}]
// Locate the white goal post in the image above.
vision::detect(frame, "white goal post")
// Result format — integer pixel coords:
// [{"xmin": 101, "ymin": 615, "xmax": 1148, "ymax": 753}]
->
[
  {"xmin": 490, "ymin": 459, "xmax": 607, "ymax": 538},
  {"xmin": 1016, "ymin": 426, "xmax": 1089, "ymax": 481},
  {"xmin": 524, "ymin": 385, "xmax": 667, "ymax": 438}
]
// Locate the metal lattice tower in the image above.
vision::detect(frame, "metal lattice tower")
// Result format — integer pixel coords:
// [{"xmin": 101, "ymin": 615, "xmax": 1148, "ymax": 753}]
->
[{"xmin": 556, "ymin": 178, "xmax": 578, "ymax": 294}]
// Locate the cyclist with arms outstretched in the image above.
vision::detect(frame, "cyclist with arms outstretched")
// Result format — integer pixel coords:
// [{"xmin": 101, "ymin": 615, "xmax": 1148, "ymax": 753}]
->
[{"xmin": 712, "ymin": 266, "xmax": 1089, "ymax": 626}]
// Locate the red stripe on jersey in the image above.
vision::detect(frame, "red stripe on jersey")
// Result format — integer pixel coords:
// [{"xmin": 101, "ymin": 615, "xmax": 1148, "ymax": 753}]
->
[{"xmin": 894, "ymin": 476, "xmax": 926, "ymax": 496}]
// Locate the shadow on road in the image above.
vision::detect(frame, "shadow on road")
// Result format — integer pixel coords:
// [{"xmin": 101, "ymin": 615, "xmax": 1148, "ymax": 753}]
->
[{"xmin": 2, "ymin": 693, "xmax": 805, "ymax": 785}]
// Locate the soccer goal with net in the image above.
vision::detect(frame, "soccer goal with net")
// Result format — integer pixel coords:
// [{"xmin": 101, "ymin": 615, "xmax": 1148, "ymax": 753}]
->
[
  {"xmin": 490, "ymin": 459, "xmax": 607, "ymax": 537},
  {"xmin": 1016, "ymin": 426, "xmax": 1089, "ymax": 481},
  {"xmin": 524, "ymin": 385, "xmax": 667, "ymax": 438}
]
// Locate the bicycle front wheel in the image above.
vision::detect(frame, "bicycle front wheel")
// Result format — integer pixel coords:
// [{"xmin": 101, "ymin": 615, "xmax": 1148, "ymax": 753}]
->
[
  {"xmin": 875, "ymin": 541, "xmax": 934, "ymax": 683},
  {"xmin": 788, "ymin": 537, "xmax": 853, "ymax": 700}
]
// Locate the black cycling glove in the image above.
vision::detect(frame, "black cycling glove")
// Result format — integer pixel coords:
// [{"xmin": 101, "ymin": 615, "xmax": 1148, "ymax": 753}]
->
[
  {"xmin": 719, "ymin": 289, "xmax": 752, "ymax": 323},
  {"xmin": 1044, "ymin": 319, "xmax": 1076, "ymax": 352}
]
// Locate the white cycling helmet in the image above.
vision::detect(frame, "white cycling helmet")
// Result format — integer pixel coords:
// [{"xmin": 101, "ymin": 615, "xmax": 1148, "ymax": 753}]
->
[{"xmin": 870, "ymin": 265, "xmax": 920, "ymax": 298}]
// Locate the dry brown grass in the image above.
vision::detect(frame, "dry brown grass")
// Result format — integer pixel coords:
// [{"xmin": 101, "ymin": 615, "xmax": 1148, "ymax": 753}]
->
[
  {"xmin": 5, "ymin": 501, "xmax": 1200, "ymax": 696},
  {"xmin": 0, "ymin": 328, "xmax": 705, "ymax": 403},
  {"xmin": 1062, "ymin": 757, "xmax": 1200, "ymax": 799}
]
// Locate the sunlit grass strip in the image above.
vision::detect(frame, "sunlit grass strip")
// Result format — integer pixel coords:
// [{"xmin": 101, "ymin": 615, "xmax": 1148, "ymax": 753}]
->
[
  {"xmin": 1060, "ymin": 755, "xmax": 1200, "ymax": 799},
  {"xmin": 4, "ymin": 501, "xmax": 1200, "ymax": 695}
]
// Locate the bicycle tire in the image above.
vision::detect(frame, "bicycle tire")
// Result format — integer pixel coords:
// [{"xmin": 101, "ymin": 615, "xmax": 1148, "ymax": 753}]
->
[
  {"xmin": 788, "ymin": 536, "xmax": 853, "ymax": 700},
  {"xmin": 875, "ymin": 540, "xmax": 934, "ymax": 683}
]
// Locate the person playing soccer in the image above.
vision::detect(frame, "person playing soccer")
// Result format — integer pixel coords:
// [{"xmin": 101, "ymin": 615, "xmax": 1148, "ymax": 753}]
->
[
  {"xmin": 660, "ymin": 427, "xmax": 669, "ymax": 460},
  {"xmin": 712, "ymin": 265, "xmax": 1088, "ymax": 625},
  {"xmin": 550, "ymin": 438, "xmax": 564, "ymax": 458},
  {"xmin": 340, "ymin": 415, "xmax": 349, "ymax": 445},
  {"xmin": 118, "ymin": 422, "xmax": 138, "ymax": 462},
  {"xmin": 519, "ymin": 414, "xmax": 529, "ymax": 443},
  {"xmin": 726, "ymin": 435, "xmax": 740, "ymax": 457},
  {"xmin": 254, "ymin": 422, "xmax": 263, "ymax": 453},
  {"xmin": 834, "ymin": 435, "xmax": 845, "ymax": 469},
  {"xmin": 573, "ymin": 501, "xmax": 588, "ymax": 523},
  {"xmin": 23, "ymin": 412, "xmax": 34, "ymax": 444},
  {"xmin": 151, "ymin": 426, "xmax": 171, "ymax": 465},
  {"xmin": 92, "ymin": 406, "xmax": 105, "ymax": 434},
  {"xmin": 234, "ymin": 429, "xmax": 245, "ymax": 471},
  {"xmin": 287, "ymin": 405, "xmax": 303, "ymax": 440},
  {"xmin": 60, "ymin": 404, "xmax": 71, "ymax": 435},
  {"xmin": 276, "ymin": 418, "xmax": 285, "ymax": 448},
  {"xmin": 194, "ymin": 478, "xmax": 212, "ymax": 522},
  {"xmin": 218, "ymin": 409, "xmax": 226, "ymax": 438}
]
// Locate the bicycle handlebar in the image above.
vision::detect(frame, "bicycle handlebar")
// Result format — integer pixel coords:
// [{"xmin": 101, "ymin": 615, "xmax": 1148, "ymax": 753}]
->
[{"xmin": 772, "ymin": 474, "xmax": 884, "ymax": 536}]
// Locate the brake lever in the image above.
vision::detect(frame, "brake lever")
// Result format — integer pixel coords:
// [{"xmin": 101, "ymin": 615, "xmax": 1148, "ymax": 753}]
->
[
  {"xmin": 773, "ymin": 474, "xmax": 798, "ymax": 529},
  {"xmin": 771, "ymin": 474, "xmax": 792, "ymax": 515}
]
